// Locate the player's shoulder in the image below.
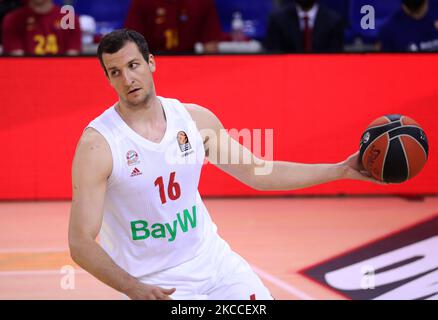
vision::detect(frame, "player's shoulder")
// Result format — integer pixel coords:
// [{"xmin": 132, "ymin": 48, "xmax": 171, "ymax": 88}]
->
[
  {"xmin": 76, "ymin": 128, "xmax": 110, "ymax": 155},
  {"xmin": 73, "ymin": 128, "xmax": 112, "ymax": 179},
  {"xmin": 82, "ymin": 126, "xmax": 105, "ymax": 139},
  {"xmin": 183, "ymin": 103, "xmax": 216, "ymax": 119},
  {"xmin": 73, "ymin": 128, "xmax": 112, "ymax": 172},
  {"xmin": 182, "ymin": 103, "xmax": 222, "ymax": 130}
]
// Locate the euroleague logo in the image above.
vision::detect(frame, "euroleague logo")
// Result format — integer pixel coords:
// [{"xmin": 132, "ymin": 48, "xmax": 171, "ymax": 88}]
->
[
  {"xmin": 361, "ymin": 131, "xmax": 370, "ymax": 145},
  {"xmin": 177, "ymin": 131, "xmax": 191, "ymax": 152}
]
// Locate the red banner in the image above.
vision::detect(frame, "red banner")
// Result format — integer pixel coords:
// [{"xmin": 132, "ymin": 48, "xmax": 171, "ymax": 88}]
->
[{"xmin": 0, "ymin": 54, "xmax": 436, "ymax": 199}]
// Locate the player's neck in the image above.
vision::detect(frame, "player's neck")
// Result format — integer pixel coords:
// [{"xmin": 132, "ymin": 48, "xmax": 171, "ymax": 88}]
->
[
  {"xmin": 29, "ymin": 1, "xmax": 54, "ymax": 14},
  {"xmin": 116, "ymin": 96, "xmax": 166, "ymax": 130}
]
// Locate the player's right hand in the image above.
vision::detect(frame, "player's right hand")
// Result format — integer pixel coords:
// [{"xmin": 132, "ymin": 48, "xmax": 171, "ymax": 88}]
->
[
  {"xmin": 126, "ymin": 282, "xmax": 176, "ymax": 300},
  {"xmin": 340, "ymin": 151, "xmax": 389, "ymax": 185}
]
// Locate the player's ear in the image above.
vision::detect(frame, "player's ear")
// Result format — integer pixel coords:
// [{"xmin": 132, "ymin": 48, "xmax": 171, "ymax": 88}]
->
[{"xmin": 147, "ymin": 54, "xmax": 156, "ymax": 73}]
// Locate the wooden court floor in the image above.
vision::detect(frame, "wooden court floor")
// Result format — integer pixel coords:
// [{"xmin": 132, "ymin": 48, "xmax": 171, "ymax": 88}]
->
[{"xmin": 0, "ymin": 196, "xmax": 437, "ymax": 300}]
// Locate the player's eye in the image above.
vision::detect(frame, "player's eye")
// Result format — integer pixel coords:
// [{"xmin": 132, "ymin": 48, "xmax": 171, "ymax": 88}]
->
[
  {"xmin": 110, "ymin": 70, "xmax": 119, "ymax": 77},
  {"xmin": 129, "ymin": 63, "xmax": 138, "ymax": 69}
]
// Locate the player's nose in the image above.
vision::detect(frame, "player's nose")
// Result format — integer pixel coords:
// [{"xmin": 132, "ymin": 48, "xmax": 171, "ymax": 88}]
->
[{"xmin": 121, "ymin": 70, "xmax": 134, "ymax": 87}]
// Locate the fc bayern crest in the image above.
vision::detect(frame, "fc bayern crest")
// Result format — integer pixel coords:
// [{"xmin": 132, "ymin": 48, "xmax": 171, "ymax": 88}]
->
[{"xmin": 126, "ymin": 150, "xmax": 139, "ymax": 166}]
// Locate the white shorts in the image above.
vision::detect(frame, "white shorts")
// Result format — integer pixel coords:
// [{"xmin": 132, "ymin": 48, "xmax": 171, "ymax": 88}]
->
[{"xmin": 136, "ymin": 235, "xmax": 273, "ymax": 300}]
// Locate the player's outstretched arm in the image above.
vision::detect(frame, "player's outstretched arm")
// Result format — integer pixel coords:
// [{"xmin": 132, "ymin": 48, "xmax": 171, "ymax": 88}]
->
[
  {"xmin": 185, "ymin": 104, "xmax": 383, "ymax": 191},
  {"xmin": 69, "ymin": 128, "xmax": 175, "ymax": 300}
]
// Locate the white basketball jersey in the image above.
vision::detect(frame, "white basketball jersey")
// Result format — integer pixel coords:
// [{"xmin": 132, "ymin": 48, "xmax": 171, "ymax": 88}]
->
[{"xmin": 86, "ymin": 96, "xmax": 218, "ymax": 277}]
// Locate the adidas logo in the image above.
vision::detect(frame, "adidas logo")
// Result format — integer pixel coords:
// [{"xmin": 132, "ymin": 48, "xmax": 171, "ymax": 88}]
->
[{"xmin": 130, "ymin": 167, "xmax": 142, "ymax": 177}]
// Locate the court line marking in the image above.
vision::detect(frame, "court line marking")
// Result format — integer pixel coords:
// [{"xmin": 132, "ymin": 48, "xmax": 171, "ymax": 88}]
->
[
  {"xmin": 2, "ymin": 267, "xmax": 317, "ymax": 300},
  {"xmin": 0, "ymin": 247, "xmax": 68, "ymax": 253},
  {"xmin": 0, "ymin": 265, "xmax": 316, "ymax": 300},
  {"xmin": 0, "ymin": 269, "xmax": 86, "ymax": 276},
  {"xmin": 251, "ymin": 265, "xmax": 315, "ymax": 300},
  {"xmin": 0, "ymin": 249, "xmax": 313, "ymax": 299}
]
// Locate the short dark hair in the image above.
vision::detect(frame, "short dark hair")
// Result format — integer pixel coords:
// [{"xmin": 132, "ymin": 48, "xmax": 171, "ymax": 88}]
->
[{"xmin": 97, "ymin": 29, "xmax": 150, "ymax": 77}]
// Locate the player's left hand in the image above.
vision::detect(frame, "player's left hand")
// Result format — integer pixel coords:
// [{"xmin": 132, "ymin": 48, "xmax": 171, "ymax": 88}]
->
[{"xmin": 339, "ymin": 151, "xmax": 388, "ymax": 185}]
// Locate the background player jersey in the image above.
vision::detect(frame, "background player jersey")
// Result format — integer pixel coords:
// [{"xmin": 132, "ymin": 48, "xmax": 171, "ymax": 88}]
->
[
  {"xmin": 2, "ymin": 5, "xmax": 81, "ymax": 55},
  {"xmin": 379, "ymin": 1, "xmax": 438, "ymax": 52},
  {"xmin": 124, "ymin": 0, "xmax": 222, "ymax": 52},
  {"xmin": 87, "ymin": 96, "xmax": 218, "ymax": 278}
]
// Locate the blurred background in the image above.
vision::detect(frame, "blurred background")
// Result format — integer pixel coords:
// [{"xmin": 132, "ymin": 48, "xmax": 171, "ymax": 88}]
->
[{"xmin": 1, "ymin": 0, "xmax": 438, "ymax": 55}]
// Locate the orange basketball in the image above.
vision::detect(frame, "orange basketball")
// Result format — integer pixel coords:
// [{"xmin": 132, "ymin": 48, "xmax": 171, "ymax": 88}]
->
[{"xmin": 359, "ymin": 115, "xmax": 429, "ymax": 183}]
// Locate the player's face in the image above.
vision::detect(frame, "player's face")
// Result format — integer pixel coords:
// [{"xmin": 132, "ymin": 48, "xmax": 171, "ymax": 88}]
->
[{"xmin": 103, "ymin": 41, "xmax": 156, "ymax": 107}]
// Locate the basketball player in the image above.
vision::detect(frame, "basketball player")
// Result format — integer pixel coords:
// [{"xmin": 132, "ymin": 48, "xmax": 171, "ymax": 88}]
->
[
  {"xmin": 69, "ymin": 29, "xmax": 381, "ymax": 300},
  {"xmin": 2, "ymin": 0, "xmax": 81, "ymax": 55}
]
